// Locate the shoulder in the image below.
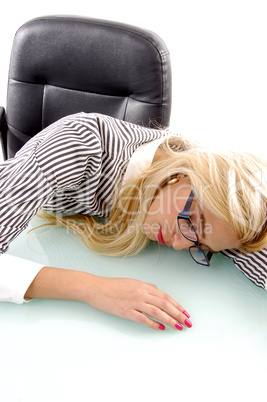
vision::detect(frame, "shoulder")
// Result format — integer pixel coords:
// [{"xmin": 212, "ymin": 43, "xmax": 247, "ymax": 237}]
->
[{"xmin": 220, "ymin": 248, "xmax": 267, "ymax": 289}]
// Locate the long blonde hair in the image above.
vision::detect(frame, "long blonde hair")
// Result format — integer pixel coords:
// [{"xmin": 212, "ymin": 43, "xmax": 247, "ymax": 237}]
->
[{"xmin": 38, "ymin": 136, "xmax": 267, "ymax": 255}]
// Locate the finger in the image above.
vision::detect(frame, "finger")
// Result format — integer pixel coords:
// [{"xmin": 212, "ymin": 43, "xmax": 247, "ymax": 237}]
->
[
  {"xmin": 146, "ymin": 303, "xmax": 192, "ymax": 330},
  {"xmin": 143, "ymin": 296, "xmax": 193, "ymax": 330},
  {"xmin": 146, "ymin": 285, "xmax": 186, "ymax": 311},
  {"xmin": 130, "ymin": 310, "xmax": 167, "ymax": 331},
  {"xmin": 146, "ymin": 288, "xmax": 192, "ymax": 321}
]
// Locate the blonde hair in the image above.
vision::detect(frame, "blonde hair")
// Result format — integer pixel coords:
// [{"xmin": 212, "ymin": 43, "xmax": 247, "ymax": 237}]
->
[{"xmin": 38, "ymin": 136, "xmax": 267, "ymax": 255}]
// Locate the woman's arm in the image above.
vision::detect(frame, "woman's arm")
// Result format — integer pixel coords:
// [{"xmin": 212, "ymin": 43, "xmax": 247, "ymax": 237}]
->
[
  {"xmin": 25, "ymin": 266, "xmax": 192, "ymax": 331},
  {"xmin": 0, "ymin": 115, "xmax": 100, "ymax": 254},
  {"xmin": 0, "ymin": 115, "xmax": 101, "ymax": 302}
]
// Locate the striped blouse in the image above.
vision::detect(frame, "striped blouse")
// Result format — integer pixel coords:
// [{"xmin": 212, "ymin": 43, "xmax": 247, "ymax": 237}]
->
[
  {"xmin": 0, "ymin": 113, "xmax": 168, "ymax": 253},
  {"xmin": 0, "ymin": 113, "xmax": 266, "ymax": 303}
]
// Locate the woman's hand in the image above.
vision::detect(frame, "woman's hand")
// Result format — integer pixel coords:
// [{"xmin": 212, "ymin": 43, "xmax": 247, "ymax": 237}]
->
[
  {"xmin": 83, "ymin": 276, "xmax": 192, "ymax": 331},
  {"xmin": 25, "ymin": 267, "xmax": 192, "ymax": 331}
]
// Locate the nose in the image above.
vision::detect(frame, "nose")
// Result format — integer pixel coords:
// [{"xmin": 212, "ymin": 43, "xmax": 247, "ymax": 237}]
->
[{"xmin": 171, "ymin": 232, "xmax": 193, "ymax": 251}]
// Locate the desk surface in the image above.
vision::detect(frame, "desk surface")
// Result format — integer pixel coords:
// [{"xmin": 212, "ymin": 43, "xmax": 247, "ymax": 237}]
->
[{"xmin": 1, "ymin": 217, "xmax": 266, "ymax": 402}]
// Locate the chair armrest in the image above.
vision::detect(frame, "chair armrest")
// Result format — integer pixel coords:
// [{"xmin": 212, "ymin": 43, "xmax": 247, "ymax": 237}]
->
[{"xmin": 0, "ymin": 107, "xmax": 7, "ymax": 160}]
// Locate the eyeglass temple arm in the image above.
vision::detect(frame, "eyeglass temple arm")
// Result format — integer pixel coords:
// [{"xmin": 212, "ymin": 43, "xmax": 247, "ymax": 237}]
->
[
  {"xmin": 180, "ymin": 190, "xmax": 195, "ymax": 216},
  {"xmin": 207, "ymin": 251, "xmax": 213, "ymax": 261}
]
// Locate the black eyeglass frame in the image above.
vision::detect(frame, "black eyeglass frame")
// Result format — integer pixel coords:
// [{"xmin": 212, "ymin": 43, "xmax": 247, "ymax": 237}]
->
[{"xmin": 177, "ymin": 190, "xmax": 213, "ymax": 266}]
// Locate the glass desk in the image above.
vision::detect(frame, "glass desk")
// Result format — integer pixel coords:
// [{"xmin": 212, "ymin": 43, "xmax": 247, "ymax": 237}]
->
[{"xmin": 1, "ymin": 217, "xmax": 266, "ymax": 402}]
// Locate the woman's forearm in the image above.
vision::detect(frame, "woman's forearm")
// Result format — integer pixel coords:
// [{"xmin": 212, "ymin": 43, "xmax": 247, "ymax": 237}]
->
[
  {"xmin": 24, "ymin": 266, "xmax": 98, "ymax": 303},
  {"xmin": 24, "ymin": 266, "xmax": 193, "ymax": 331}
]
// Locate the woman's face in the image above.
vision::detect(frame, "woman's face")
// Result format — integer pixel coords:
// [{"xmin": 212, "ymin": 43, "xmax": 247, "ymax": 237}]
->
[{"xmin": 143, "ymin": 175, "xmax": 242, "ymax": 253}]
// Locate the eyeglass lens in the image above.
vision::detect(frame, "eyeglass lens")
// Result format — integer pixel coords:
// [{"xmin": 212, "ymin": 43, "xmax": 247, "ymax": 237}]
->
[
  {"xmin": 178, "ymin": 218, "xmax": 197, "ymax": 242},
  {"xmin": 189, "ymin": 246, "xmax": 209, "ymax": 265}
]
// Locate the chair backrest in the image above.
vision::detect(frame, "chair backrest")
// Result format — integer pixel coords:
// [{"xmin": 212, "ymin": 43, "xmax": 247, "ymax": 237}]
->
[{"xmin": 2, "ymin": 15, "xmax": 172, "ymax": 159}]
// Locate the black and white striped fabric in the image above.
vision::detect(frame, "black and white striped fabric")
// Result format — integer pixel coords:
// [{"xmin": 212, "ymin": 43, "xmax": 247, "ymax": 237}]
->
[
  {"xmin": 0, "ymin": 113, "xmax": 166, "ymax": 254},
  {"xmin": 0, "ymin": 112, "xmax": 266, "ymax": 290},
  {"xmin": 220, "ymin": 249, "xmax": 267, "ymax": 289}
]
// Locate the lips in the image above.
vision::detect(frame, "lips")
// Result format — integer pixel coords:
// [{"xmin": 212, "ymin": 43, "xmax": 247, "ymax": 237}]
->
[{"xmin": 157, "ymin": 227, "xmax": 167, "ymax": 246}]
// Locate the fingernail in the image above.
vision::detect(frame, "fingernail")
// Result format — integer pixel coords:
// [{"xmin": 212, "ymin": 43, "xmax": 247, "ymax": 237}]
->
[
  {"xmin": 175, "ymin": 322, "xmax": 183, "ymax": 331},
  {"xmin": 183, "ymin": 310, "xmax": 190, "ymax": 319},
  {"xmin": 159, "ymin": 324, "xmax": 165, "ymax": 331},
  {"xmin": 184, "ymin": 319, "xmax": 193, "ymax": 328}
]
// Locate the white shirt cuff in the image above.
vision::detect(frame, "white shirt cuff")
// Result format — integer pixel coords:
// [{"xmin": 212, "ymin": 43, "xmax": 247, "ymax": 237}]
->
[{"xmin": 0, "ymin": 254, "xmax": 44, "ymax": 304}]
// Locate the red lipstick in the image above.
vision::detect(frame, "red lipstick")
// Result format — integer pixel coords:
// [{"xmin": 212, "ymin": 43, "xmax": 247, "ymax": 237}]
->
[{"xmin": 157, "ymin": 228, "xmax": 167, "ymax": 246}]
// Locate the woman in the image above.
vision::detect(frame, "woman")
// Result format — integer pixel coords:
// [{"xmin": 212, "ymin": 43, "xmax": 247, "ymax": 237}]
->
[{"xmin": 0, "ymin": 113, "xmax": 266, "ymax": 331}]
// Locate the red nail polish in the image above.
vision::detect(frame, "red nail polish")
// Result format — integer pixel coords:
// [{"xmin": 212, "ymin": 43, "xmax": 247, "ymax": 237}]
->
[
  {"xmin": 183, "ymin": 310, "xmax": 190, "ymax": 319},
  {"xmin": 175, "ymin": 322, "xmax": 183, "ymax": 330},
  {"xmin": 184, "ymin": 319, "xmax": 193, "ymax": 328},
  {"xmin": 159, "ymin": 324, "xmax": 165, "ymax": 331}
]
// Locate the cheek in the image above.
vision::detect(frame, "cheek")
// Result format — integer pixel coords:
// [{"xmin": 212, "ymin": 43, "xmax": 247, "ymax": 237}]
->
[
  {"xmin": 148, "ymin": 187, "xmax": 183, "ymax": 217},
  {"xmin": 203, "ymin": 209, "xmax": 242, "ymax": 251},
  {"xmin": 143, "ymin": 222, "xmax": 160, "ymax": 237},
  {"xmin": 143, "ymin": 182, "xmax": 192, "ymax": 236},
  {"xmin": 143, "ymin": 199, "xmax": 163, "ymax": 239}
]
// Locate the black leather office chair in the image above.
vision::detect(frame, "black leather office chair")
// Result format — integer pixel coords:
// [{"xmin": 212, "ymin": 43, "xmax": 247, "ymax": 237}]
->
[{"xmin": 0, "ymin": 15, "xmax": 172, "ymax": 160}]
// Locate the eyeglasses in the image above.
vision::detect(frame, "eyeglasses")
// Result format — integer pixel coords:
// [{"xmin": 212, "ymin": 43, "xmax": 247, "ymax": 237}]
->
[{"xmin": 177, "ymin": 190, "xmax": 213, "ymax": 266}]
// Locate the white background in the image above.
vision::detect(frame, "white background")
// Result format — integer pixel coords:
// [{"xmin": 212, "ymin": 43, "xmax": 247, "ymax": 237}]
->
[
  {"xmin": 1, "ymin": 3, "xmax": 267, "ymax": 401},
  {"xmin": 1, "ymin": 0, "xmax": 267, "ymax": 158}
]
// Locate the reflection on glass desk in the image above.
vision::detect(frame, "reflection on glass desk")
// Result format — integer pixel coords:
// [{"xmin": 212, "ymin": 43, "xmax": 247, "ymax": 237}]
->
[{"xmin": 1, "ymin": 216, "xmax": 266, "ymax": 402}]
